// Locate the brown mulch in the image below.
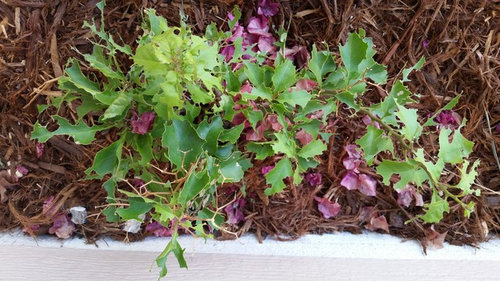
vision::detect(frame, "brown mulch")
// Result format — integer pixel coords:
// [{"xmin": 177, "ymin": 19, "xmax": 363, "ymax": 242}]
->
[{"xmin": 0, "ymin": 0, "xmax": 499, "ymax": 247}]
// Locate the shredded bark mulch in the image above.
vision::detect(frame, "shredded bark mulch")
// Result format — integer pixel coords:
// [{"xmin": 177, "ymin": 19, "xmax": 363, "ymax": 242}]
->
[{"xmin": 0, "ymin": 0, "xmax": 499, "ymax": 247}]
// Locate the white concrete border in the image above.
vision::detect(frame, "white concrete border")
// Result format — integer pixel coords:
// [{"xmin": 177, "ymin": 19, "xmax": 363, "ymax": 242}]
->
[{"xmin": 1, "ymin": 231, "xmax": 499, "ymax": 280}]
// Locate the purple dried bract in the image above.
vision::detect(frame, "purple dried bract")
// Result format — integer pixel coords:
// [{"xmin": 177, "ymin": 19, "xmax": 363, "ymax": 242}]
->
[
  {"xmin": 314, "ymin": 196, "xmax": 341, "ymax": 219},
  {"xmin": 257, "ymin": 0, "xmax": 279, "ymax": 17},
  {"xmin": 434, "ymin": 110, "xmax": 461, "ymax": 130},
  {"xmin": 305, "ymin": 172, "xmax": 322, "ymax": 187},
  {"xmin": 225, "ymin": 198, "xmax": 246, "ymax": 224},
  {"xmin": 131, "ymin": 111, "xmax": 156, "ymax": 135}
]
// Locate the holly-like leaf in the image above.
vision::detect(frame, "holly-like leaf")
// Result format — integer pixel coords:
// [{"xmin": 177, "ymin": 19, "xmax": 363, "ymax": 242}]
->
[
  {"xmin": 244, "ymin": 61, "xmax": 265, "ymax": 87},
  {"xmin": 64, "ymin": 59, "xmax": 102, "ymax": 96},
  {"xmin": 309, "ymin": 45, "xmax": 336, "ymax": 85},
  {"xmin": 297, "ymin": 139, "xmax": 326, "ymax": 159},
  {"xmin": 156, "ymin": 234, "xmax": 187, "ymax": 278},
  {"xmin": 219, "ymin": 124, "xmax": 244, "ymax": 144},
  {"xmin": 396, "ymin": 104, "xmax": 422, "ymax": 141},
  {"xmin": 83, "ymin": 45, "xmax": 124, "ymax": 80},
  {"xmin": 271, "ymin": 132, "xmax": 296, "ymax": 158},
  {"xmin": 162, "ymin": 119, "xmax": 205, "ymax": 169},
  {"xmin": 272, "ymin": 58, "xmax": 296, "ymax": 93},
  {"xmin": 376, "ymin": 159, "xmax": 427, "ymax": 190},
  {"xmin": 178, "ymin": 169, "xmax": 210, "ymax": 205},
  {"xmin": 247, "ymin": 142, "xmax": 274, "ymax": 160},
  {"xmin": 339, "ymin": 31, "xmax": 368, "ymax": 77},
  {"xmin": 420, "ymin": 189, "xmax": 449, "ymax": 223},
  {"xmin": 197, "ymin": 117, "xmax": 224, "ymax": 155},
  {"xmin": 264, "ymin": 157, "xmax": 293, "ymax": 195},
  {"xmin": 438, "ymin": 127, "xmax": 474, "ymax": 164},
  {"xmin": 455, "ymin": 160, "xmax": 480, "ymax": 196},
  {"xmin": 116, "ymin": 197, "xmax": 152, "ymax": 220},
  {"xmin": 85, "ymin": 138, "xmax": 124, "ymax": 178},
  {"xmin": 277, "ymin": 89, "xmax": 311, "ymax": 108},
  {"xmin": 102, "ymin": 93, "xmax": 132, "ymax": 120},
  {"xmin": 402, "ymin": 56, "xmax": 425, "ymax": 82},
  {"xmin": 31, "ymin": 116, "xmax": 107, "ymax": 145},
  {"xmin": 356, "ymin": 125, "xmax": 394, "ymax": 165}
]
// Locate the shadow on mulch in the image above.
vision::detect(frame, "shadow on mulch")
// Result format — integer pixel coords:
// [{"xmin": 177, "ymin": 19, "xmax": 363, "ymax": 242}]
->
[{"xmin": 0, "ymin": 0, "xmax": 499, "ymax": 247}]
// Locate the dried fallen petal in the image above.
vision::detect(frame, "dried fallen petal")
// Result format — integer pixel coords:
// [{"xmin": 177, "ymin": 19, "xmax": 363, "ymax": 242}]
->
[
  {"xmin": 422, "ymin": 39, "xmax": 429, "ymax": 48},
  {"xmin": 220, "ymin": 45, "xmax": 235, "ymax": 62},
  {"xmin": 296, "ymin": 79, "xmax": 317, "ymax": 92},
  {"xmin": 425, "ymin": 225, "xmax": 447, "ymax": 249},
  {"xmin": 496, "ymin": 124, "xmax": 500, "ymax": 134},
  {"xmin": 345, "ymin": 144, "xmax": 361, "ymax": 159},
  {"xmin": 340, "ymin": 171, "xmax": 359, "ymax": 190},
  {"xmin": 247, "ymin": 16, "xmax": 271, "ymax": 37},
  {"xmin": 296, "ymin": 129, "xmax": 313, "ymax": 146},
  {"xmin": 342, "ymin": 157, "xmax": 361, "ymax": 172},
  {"xmin": 225, "ymin": 198, "xmax": 246, "ymax": 224},
  {"xmin": 228, "ymin": 24, "xmax": 244, "ymax": 42},
  {"xmin": 69, "ymin": 206, "xmax": 87, "ymax": 225},
  {"xmin": 43, "ymin": 196, "xmax": 58, "ymax": 218},
  {"xmin": 131, "ymin": 111, "xmax": 156, "ymax": 135},
  {"xmin": 314, "ymin": 196, "xmax": 341, "ymax": 219},
  {"xmin": 261, "ymin": 165, "xmax": 274, "ymax": 176},
  {"xmin": 357, "ymin": 174, "xmax": 377, "ymax": 197},
  {"xmin": 257, "ymin": 0, "xmax": 279, "ymax": 17},
  {"xmin": 306, "ymin": 172, "xmax": 322, "ymax": 187},
  {"xmin": 36, "ymin": 142, "xmax": 45, "ymax": 158},
  {"xmin": 265, "ymin": 114, "xmax": 283, "ymax": 132},
  {"xmin": 49, "ymin": 214, "xmax": 75, "ymax": 239},
  {"xmin": 145, "ymin": 221, "xmax": 173, "ymax": 237},
  {"xmin": 365, "ymin": 214, "xmax": 390, "ymax": 233},
  {"xmin": 257, "ymin": 35, "xmax": 275, "ymax": 54},
  {"xmin": 434, "ymin": 110, "xmax": 461, "ymax": 130}
]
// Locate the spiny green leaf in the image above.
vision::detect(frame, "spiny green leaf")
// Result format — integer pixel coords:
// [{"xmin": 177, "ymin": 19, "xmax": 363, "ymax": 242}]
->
[
  {"xmin": 277, "ymin": 89, "xmax": 311, "ymax": 108},
  {"xmin": 366, "ymin": 63, "xmax": 387, "ymax": 84},
  {"xmin": 455, "ymin": 160, "xmax": 480, "ymax": 196},
  {"xmin": 356, "ymin": 125, "xmax": 394, "ymax": 165},
  {"xmin": 438, "ymin": 127, "xmax": 474, "ymax": 164},
  {"xmin": 219, "ymin": 124, "xmax": 244, "ymax": 144},
  {"xmin": 31, "ymin": 116, "xmax": 107, "ymax": 145},
  {"xmin": 272, "ymin": 58, "xmax": 296, "ymax": 93},
  {"xmin": 85, "ymin": 138, "xmax": 124, "ymax": 178},
  {"xmin": 162, "ymin": 119, "xmax": 204, "ymax": 169},
  {"xmin": 402, "ymin": 56, "xmax": 425, "ymax": 82},
  {"xmin": 247, "ymin": 142, "xmax": 274, "ymax": 160},
  {"xmin": 271, "ymin": 132, "xmax": 296, "ymax": 158},
  {"xmin": 264, "ymin": 157, "xmax": 293, "ymax": 195},
  {"xmin": 243, "ymin": 61, "xmax": 265, "ymax": 87},
  {"xmin": 64, "ymin": 59, "xmax": 102, "ymax": 96},
  {"xmin": 83, "ymin": 45, "xmax": 124, "ymax": 80},
  {"xmin": 178, "ymin": 169, "xmax": 210, "ymax": 205},
  {"xmin": 420, "ymin": 189, "xmax": 449, "ymax": 223},
  {"xmin": 197, "ymin": 117, "xmax": 223, "ymax": 155},
  {"xmin": 376, "ymin": 159, "xmax": 427, "ymax": 190},
  {"xmin": 395, "ymin": 104, "xmax": 422, "ymax": 141},
  {"xmin": 102, "ymin": 93, "xmax": 132, "ymax": 120},
  {"xmin": 337, "ymin": 91, "xmax": 360, "ymax": 110},
  {"xmin": 309, "ymin": 45, "xmax": 336, "ymax": 85},
  {"xmin": 297, "ymin": 139, "xmax": 326, "ymax": 159},
  {"xmin": 339, "ymin": 31, "xmax": 368, "ymax": 76},
  {"xmin": 156, "ymin": 234, "xmax": 187, "ymax": 278},
  {"xmin": 116, "ymin": 197, "xmax": 152, "ymax": 220}
]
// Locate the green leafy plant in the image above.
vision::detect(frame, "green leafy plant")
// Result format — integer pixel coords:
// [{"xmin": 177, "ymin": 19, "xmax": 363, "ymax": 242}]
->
[{"xmin": 30, "ymin": 1, "xmax": 480, "ymax": 279}]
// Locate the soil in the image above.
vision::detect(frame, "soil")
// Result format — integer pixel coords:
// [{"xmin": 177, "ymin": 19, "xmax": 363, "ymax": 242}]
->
[{"xmin": 0, "ymin": 0, "xmax": 499, "ymax": 248}]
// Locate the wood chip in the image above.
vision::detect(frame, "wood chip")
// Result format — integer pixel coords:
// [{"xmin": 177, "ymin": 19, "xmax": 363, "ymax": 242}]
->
[{"xmin": 50, "ymin": 33, "xmax": 63, "ymax": 77}]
